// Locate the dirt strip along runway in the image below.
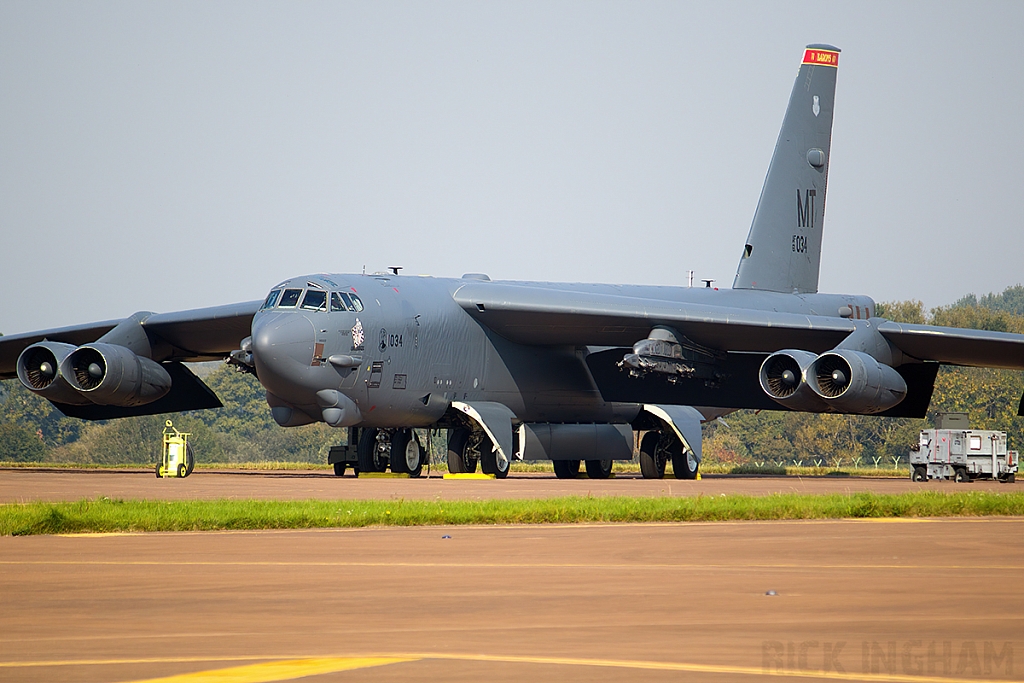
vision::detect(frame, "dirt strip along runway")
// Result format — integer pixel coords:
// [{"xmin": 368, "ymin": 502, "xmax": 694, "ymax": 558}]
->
[
  {"xmin": 1, "ymin": 468, "xmax": 1015, "ymax": 504},
  {"xmin": 1, "ymin": 518, "xmax": 1023, "ymax": 683}
]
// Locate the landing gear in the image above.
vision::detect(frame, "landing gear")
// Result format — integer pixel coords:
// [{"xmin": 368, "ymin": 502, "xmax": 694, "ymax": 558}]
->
[
  {"xmin": 672, "ymin": 445, "xmax": 699, "ymax": 480},
  {"xmin": 391, "ymin": 429, "xmax": 424, "ymax": 477},
  {"xmin": 554, "ymin": 459, "xmax": 581, "ymax": 479},
  {"xmin": 357, "ymin": 428, "xmax": 388, "ymax": 475},
  {"xmin": 479, "ymin": 432, "xmax": 510, "ymax": 478},
  {"xmin": 447, "ymin": 428, "xmax": 478, "ymax": 473},
  {"xmin": 911, "ymin": 465, "xmax": 927, "ymax": 482},
  {"xmin": 639, "ymin": 431, "xmax": 668, "ymax": 479},
  {"xmin": 585, "ymin": 459, "xmax": 613, "ymax": 479}
]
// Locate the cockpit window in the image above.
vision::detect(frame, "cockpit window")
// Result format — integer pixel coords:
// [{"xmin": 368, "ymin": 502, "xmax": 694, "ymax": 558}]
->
[
  {"xmin": 301, "ymin": 290, "xmax": 327, "ymax": 311},
  {"xmin": 330, "ymin": 292, "xmax": 346, "ymax": 312},
  {"xmin": 349, "ymin": 294, "xmax": 364, "ymax": 312},
  {"xmin": 261, "ymin": 290, "xmax": 281, "ymax": 310},
  {"xmin": 279, "ymin": 288, "xmax": 302, "ymax": 307}
]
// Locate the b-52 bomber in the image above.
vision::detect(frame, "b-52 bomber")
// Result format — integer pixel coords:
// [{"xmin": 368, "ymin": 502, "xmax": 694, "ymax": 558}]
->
[{"xmin": 3, "ymin": 45, "xmax": 1023, "ymax": 480}]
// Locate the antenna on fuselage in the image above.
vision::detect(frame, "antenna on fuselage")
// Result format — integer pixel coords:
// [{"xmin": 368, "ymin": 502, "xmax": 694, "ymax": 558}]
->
[{"xmin": 388, "ymin": 266, "xmax": 403, "ymax": 275}]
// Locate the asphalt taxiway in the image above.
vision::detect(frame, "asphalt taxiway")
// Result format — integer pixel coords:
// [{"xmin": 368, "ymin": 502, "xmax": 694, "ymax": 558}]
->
[
  {"xmin": 0, "ymin": 467, "xmax": 1014, "ymax": 504},
  {"xmin": 1, "ymin": 518, "xmax": 1022, "ymax": 683}
]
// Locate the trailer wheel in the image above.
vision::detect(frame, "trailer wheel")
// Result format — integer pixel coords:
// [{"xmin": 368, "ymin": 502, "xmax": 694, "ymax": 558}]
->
[
  {"xmin": 911, "ymin": 466, "xmax": 927, "ymax": 482},
  {"xmin": 333, "ymin": 462, "xmax": 347, "ymax": 477},
  {"xmin": 554, "ymin": 459, "xmax": 581, "ymax": 479},
  {"xmin": 953, "ymin": 467, "xmax": 969, "ymax": 483},
  {"xmin": 999, "ymin": 473, "xmax": 1015, "ymax": 484}
]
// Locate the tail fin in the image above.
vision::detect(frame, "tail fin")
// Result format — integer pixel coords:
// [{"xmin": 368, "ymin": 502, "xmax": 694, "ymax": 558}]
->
[{"xmin": 733, "ymin": 44, "xmax": 840, "ymax": 294}]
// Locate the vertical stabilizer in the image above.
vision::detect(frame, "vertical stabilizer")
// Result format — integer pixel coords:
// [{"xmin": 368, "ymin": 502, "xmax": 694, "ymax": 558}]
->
[{"xmin": 733, "ymin": 45, "xmax": 840, "ymax": 293}]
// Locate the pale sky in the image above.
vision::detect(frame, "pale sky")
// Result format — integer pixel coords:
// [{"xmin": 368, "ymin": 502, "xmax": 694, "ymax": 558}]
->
[{"xmin": 2, "ymin": 1, "xmax": 1022, "ymax": 335}]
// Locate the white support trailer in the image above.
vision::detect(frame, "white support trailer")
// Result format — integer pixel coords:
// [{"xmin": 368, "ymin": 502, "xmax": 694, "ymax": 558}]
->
[{"xmin": 910, "ymin": 428, "xmax": 1017, "ymax": 483}]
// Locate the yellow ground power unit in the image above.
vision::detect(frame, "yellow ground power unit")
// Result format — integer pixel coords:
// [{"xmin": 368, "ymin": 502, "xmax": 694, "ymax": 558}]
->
[{"xmin": 158, "ymin": 420, "xmax": 195, "ymax": 478}]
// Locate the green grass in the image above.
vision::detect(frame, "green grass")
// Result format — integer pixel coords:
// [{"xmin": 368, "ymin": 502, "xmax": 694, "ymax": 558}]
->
[{"xmin": 2, "ymin": 491, "xmax": 1022, "ymax": 536}]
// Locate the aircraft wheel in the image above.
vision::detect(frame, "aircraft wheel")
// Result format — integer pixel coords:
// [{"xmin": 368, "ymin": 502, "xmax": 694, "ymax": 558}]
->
[
  {"xmin": 480, "ymin": 433, "xmax": 509, "ymax": 478},
  {"xmin": 333, "ymin": 462, "xmax": 347, "ymax": 477},
  {"xmin": 672, "ymin": 445, "xmax": 698, "ymax": 480},
  {"xmin": 953, "ymin": 467, "xmax": 969, "ymax": 483},
  {"xmin": 911, "ymin": 466, "xmax": 926, "ymax": 482},
  {"xmin": 554, "ymin": 459, "xmax": 581, "ymax": 479},
  {"xmin": 639, "ymin": 431, "xmax": 667, "ymax": 479},
  {"xmin": 447, "ymin": 428, "xmax": 478, "ymax": 473},
  {"xmin": 391, "ymin": 429, "xmax": 424, "ymax": 477},
  {"xmin": 358, "ymin": 428, "xmax": 387, "ymax": 473},
  {"xmin": 584, "ymin": 459, "xmax": 612, "ymax": 479}
]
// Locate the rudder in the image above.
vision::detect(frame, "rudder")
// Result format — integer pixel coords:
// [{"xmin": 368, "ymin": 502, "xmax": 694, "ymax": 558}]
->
[{"xmin": 733, "ymin": 44, "xmax": 840, "ymax": 294}]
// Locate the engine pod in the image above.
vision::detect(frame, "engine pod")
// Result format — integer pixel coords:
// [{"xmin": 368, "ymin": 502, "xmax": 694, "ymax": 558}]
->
[
  {"xmin": 807, "ymin": 349, "xmax": 907, "ymax": 414},
  {"xmin": 60, "ymin": 343, "xmax": 172, "ymax": 407},
  {"xmin": 759, "ymin": 349, "xmax": 828, "ymax": 412},
  {"xmin": 16, "ymin": 341, "xmax": 92, "ymax": 405}
]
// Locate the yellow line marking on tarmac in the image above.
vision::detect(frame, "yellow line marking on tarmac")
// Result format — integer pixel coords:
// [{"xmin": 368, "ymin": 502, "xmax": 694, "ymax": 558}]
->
[
  {"xmin": 121, "ymin": 657, "xmax": 415, "ymax": 683},
  {"xmin": 1, "ymin": 652, "xmax": 1016, "ymax": 683},
  {"xmin": 1, "ymin": 560, "xmax": 1022, "ymax": 570}
]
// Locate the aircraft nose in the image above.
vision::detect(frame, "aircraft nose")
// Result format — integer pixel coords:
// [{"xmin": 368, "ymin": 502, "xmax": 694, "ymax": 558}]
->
[{"xmin": 251, "ymin": 313, "xmax": 316, "ymax": 386}]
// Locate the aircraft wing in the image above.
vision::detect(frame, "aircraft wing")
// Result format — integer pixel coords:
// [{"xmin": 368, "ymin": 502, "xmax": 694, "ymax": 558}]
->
[
  {"xmin": 0, "ymin": 301, "xmax": 260, "ymax": 379},
  {"xmin": 454, "ymin": 283, "xmax": 1024, "ymax": 369}
]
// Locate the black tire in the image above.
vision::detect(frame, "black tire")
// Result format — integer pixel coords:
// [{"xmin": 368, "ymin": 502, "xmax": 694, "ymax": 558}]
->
[
  {"xmin": 185, "ymin": 442, "xmax": 195, "ymax": 476},
  {"xmin": 953, "ymin": 467, "xmax": 969, "ymax": 483},
  {"xmin": 911, "ymin": 465, "xmax": 926, "ymax": 482},
  {"xmin": 447, "ymin": 428, "xmax": 477, "ymax": 474},
  {"xmin": 554, "ymin": 459, "xmax": 581, "ymax": 479},
  {"xmin": 639, "ymin": 431, "xmax": 666, "ymax": 479},
  {"xmin": 391, "ymin": 429, "xmax": 424, "ymax": 477},
  {"xmin": 333, "ymin": 462, "xmax": 347, "ymax": 477},
  {"xmin": 358, "ymin": 428, "xmax": 387, "ymax": 474},
  {"xmin": 155, "ymin": 463, "xmax": 162, "ymax": 478},
  {"xmin": 1007, "ymin": 473, "xmax": 1016, "ymax": 483},
  {"xmin": 584, "ymin": 459, "xmax": 613, "ymax": 479},
  {"xmin": 177, "ymin": 463, "xmax": 187, "ymax": 478},
  {"xmin": 672, "ymin": 445, "xmax": 699, "ymax": 480},
  {"xmin": 479, "ymin": 433, "xmax": 509, "ymax": 478}
]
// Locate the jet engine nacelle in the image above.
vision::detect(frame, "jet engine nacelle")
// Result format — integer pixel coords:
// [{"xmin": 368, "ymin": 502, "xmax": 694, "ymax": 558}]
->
[
  {"xmin": 758, "ymin": 349, "xmax": 827, "ymax": 412},
  {"xmin": 60, "ymin": 343, "xmax": 172, "ymax": 406},
  {"xmin": 807, "ymin": 349, "xmax": 907, "ymax": 414},
  {"xmin": 16, "ymin": 341, "xmax": 92, "ymax": 405}
]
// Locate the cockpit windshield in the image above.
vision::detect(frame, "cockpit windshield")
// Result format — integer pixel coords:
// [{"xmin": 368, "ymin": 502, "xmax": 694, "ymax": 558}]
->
[
  {"xmin": 261, "ymin": 290, "xmax": 281, "ymax": 310},
  {"xmin": 301, "ymin": 290, "xmax": 328, "ymax": 311},
  {"xmin": 329, "ymin": 292, "xmax": 365, "ymax": 312},
  {"xmin": 279, "ymin": 288, "xmax": 302, "ymax": 307}
]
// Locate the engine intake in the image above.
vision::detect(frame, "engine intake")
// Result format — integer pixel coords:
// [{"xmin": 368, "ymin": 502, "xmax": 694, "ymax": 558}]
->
[
  {"xmin": 807, "ymin": 349, "xmax": 907, "ymax": 414},
  {"xmin": 60, "ymin": 343, "xmax": 172, "ymax": 407},
  {"xmin": 758, "ymin": 350, "xmax": 827, "ymax": 411},
  {"xmin": 16, "ymin": 342, "xmax": 92, "ymax": 405}
]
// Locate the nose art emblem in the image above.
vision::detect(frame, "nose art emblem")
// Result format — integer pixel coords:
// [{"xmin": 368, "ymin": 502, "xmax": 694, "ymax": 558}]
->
[{"xmin": 351, "ymin": 319, "xmax": 364, "ymax": 351}]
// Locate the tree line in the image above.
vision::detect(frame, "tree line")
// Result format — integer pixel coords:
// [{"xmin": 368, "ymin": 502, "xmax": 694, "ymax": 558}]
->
[{"xmin": 2, "ymin": 286, "xmax": 1023, "ymax": 466}]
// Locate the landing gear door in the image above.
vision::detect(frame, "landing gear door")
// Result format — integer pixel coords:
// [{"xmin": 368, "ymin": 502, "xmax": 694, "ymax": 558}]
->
[{"xmin": 642, "ymin": 404, "xmax": 703, "ymax": 462}]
